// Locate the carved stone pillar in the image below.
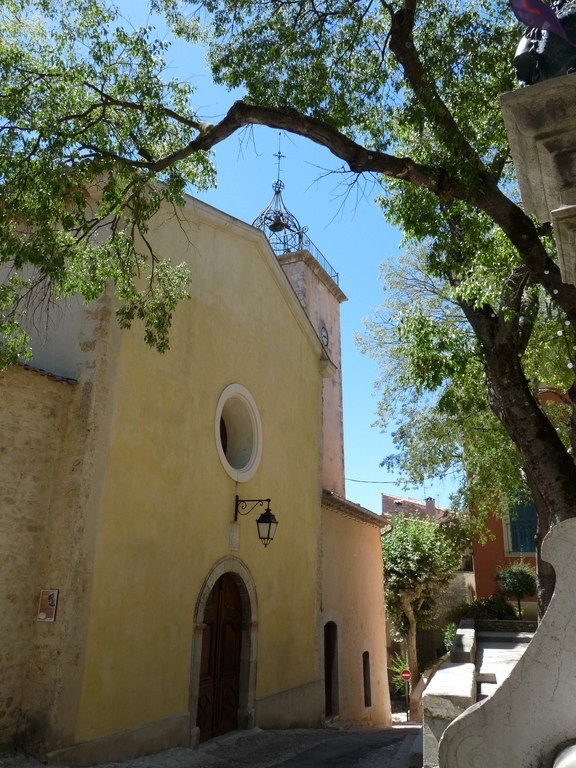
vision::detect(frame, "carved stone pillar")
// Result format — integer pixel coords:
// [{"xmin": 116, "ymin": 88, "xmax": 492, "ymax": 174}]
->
[{"xmin": 501, "ymin": 75, "xmax": 576, "ymax": 286}]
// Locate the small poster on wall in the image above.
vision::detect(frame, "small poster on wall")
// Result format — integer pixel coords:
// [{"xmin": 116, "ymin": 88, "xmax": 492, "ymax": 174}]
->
[{"xmin": 37, "ymin": 589, "xmax": 59, "ymax": 622}]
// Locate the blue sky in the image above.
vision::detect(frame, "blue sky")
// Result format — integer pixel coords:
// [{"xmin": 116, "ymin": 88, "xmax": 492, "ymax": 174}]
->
[{"xmin": 118, "ymin": 1, "xmax": 457, "ymax": 513}]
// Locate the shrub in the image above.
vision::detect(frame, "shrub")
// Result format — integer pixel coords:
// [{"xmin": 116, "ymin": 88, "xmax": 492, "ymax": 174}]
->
[
  {"xmin": 446, "ymin": 593, "xmax": 516, "ymax": 624},
  {"xmin": 388, "ymin": 652, "xmax": 410, "ymax": 694},
  {"xmin": 495, "ymin": 562, "xmax": 537, "ymax": 616},
  {"xmin": 442, "ymin": 622, "xmax": 457, "ymax": 653}
]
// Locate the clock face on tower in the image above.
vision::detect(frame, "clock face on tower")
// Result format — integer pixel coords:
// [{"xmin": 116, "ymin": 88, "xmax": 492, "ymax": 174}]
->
[{"xmin": 320, "ymin": 326, "xmax": 329, "ymax": 346}]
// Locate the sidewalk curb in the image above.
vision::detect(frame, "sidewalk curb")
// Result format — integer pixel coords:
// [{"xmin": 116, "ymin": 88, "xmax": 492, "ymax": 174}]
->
[{"xmin": 409, "ymin": 730, "xmax": 423, "ymax": 767}]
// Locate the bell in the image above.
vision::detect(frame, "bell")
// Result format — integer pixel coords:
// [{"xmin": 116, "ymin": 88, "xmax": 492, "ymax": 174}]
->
[{"xmin": 269, "ymin": 213, "xmax": 286, "ymax": 233}]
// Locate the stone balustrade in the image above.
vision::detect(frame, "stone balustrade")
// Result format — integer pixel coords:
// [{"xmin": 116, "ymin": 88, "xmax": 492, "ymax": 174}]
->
[
  {"xmin": 422, "ymin": 661, "xmax": 476, "ymax": 767},
  {"xmin": 439, "ymin": 518, "xmax": 576, "ymax": 768}
]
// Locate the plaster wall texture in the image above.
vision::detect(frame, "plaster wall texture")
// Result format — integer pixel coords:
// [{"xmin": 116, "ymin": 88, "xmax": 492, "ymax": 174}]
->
[
  {"xmin": 439, "ymin": 518, "xmax": 576, "ymax": 768},
  {"xmin": 278, "ymin": 253, "xmax": 347, "ymax": 496},
  {"xmin": 1, "ymin": 190, "xmax": 390, "ymax": 764},
  {"xmin": 254, "ymin": 679, "xmax": 325, "ymax": 728},
  {"xmin": 472, "ymin": 512, "xmax": 536, "ymax": 606},
  {"xmin": 320, "ymin": 505, "xmax": 391, "ymax": 726},
  {"xmin": 71, "ymin": 197, "xmax": 326, "ymax": 744}
]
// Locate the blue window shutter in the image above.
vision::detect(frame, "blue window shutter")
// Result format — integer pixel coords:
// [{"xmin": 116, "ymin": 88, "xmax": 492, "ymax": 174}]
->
[{"xmin": 509, "ymin": 500, "xmax": 537, "ymax": 553}]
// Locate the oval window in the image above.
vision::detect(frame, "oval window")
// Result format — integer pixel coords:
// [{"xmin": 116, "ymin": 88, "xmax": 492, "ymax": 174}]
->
[{"xmin": 215, "ymin": 384, "xmax": 262, "ymax": 482}]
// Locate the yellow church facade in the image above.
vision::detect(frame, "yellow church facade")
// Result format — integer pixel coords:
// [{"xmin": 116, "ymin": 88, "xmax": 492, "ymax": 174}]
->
[{"xmin": 0, "ymin": 191, "xmax": 390, "ymax": 764}]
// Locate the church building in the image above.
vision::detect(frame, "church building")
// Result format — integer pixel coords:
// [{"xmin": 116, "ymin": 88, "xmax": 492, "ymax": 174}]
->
[{"xmin": 0, "ymin": 174, "xmax": 391, "ymax": 764}]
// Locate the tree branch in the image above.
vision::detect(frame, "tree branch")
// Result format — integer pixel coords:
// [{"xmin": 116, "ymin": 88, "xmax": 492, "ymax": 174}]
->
[
  {"xmin": 180, "ymin": 100, "xmax": 453, "ymax": 190},
  {"xmin": 388, "ymin": 0, "xmax": 484, "ymax": 172}
]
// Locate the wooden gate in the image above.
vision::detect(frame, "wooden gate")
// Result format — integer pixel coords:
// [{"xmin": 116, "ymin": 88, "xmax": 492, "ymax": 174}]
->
[{"xmin": 197, "ymin": 573, "xmax": 243, "ymax": 742}]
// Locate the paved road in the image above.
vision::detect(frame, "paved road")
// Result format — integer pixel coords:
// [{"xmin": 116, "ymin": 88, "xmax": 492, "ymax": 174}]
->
[{"xmin": 0, "ymin": 725, "xmax": 422, "ymax": 768}]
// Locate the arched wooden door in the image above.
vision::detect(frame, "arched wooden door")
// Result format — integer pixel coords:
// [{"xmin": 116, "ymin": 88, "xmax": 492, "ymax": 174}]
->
[{"xmin": 197, "ymin": 573, "xmax": 243, "ymax": 742}]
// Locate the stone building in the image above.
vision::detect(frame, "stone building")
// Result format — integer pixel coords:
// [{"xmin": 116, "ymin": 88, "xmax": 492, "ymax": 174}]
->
[{"xmin": 0, "ymin": 182, "xmax": 390, "ymax": 764}]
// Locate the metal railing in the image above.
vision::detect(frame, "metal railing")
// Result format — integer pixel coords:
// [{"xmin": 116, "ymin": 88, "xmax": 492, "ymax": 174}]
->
[{"xmin": 268, "ymin": 228, "xmax": 339, "ymax": 285}]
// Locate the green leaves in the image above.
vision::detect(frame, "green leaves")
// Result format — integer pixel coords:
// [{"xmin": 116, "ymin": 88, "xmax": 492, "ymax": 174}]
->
[
  {"xmin": 495, "ymin": 561, "xmax": 537, "ymax": 615},
  {"xmin": 495, "ymin": 561, "xmax": 537, "ymax": 600},
  {"xmin": 382, "ymin": 513, "xmax": 465, "ymax": 634},
  {"xmin": 115, "ymin": 259, "xmax": 191, "ymax": 353},
  {"xmin": 203, "ymin": 0, "xmax": 394, "ymax": 133},
  {"xmin": 357, "ymin": 246, "xmax": 549, "ymax": 530},
  {"xmin": 0, "ymin": 0, "xmax": 213, "ymax": 367}
]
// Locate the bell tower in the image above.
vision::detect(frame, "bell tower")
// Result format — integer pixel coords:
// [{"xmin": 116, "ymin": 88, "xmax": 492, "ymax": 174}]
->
[{"xmin": 253, "ymin": 143, "xmax": 347, "ymax": 496}]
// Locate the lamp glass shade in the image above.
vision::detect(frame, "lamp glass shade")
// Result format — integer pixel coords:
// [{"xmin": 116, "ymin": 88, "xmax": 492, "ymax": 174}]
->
[{"xmin": 256, "ymin": 509, "xmax": 278, "ymax": 547}]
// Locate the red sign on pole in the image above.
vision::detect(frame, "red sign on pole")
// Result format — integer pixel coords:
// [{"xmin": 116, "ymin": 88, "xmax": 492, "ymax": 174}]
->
[{"xmin": 401, "ymin": 669, "xmax": 411, "ymax": 682}]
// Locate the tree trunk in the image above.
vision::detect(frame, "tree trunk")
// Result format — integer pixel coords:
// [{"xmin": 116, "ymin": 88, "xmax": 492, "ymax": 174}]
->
[
  {"xmin": 483, "ymin": 355, "xmax": 574, "ymax": 612},
  {"xmin": 401, "ymin": 595, "xmax": 422, "ymax": 722},
  {"xmin": 532, "ymin": 483, "xmax": 556, "ymax": 619},
  {"xmin": 460, "ymin": 302, "xmax": 576, "ymax": 613}
]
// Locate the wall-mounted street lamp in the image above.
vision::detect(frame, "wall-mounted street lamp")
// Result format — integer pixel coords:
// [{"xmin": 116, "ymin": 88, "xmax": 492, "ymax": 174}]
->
[{"xmin": 234, "ymin": 496, "xmax": 278, "ymax": 547}]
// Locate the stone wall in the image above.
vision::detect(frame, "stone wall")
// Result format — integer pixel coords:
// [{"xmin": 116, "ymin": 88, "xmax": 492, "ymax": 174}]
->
[
  {"xmin": 475, "ymin": 619, "xmax": 537, "ymax": 633},
  {"xmin": 0, "ymin": 295, "xmax": 118, "ymax": 754},
  {"xmin": 0, "ymin": 366, "xmax": 76, "ymax": 747}
]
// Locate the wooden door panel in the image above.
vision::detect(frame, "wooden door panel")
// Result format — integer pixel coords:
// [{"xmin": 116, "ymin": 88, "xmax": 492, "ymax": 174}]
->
[{"xmin": 197, "ymin": 574, "xmax": 242, "ymax": 742}]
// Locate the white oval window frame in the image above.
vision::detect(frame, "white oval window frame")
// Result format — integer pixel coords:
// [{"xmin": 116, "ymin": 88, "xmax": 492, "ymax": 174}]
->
[{"xmin": 215, "ymin": 384, "xmax": 263, "ymax": 482}]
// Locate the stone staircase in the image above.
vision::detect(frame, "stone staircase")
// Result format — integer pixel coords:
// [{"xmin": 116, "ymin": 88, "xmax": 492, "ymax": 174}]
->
[{"xmin": 475, "ymin": 629, "xmax": 533, "ymax": 701}]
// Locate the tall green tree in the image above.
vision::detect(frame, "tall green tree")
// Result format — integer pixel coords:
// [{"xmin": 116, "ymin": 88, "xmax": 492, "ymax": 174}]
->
[
  {"xmin": 357, "ymin": 249, "xmax": 572, "ymax": 563},
  {"xmin": 357, "ymin": 251, "xmax": 526, "ymax": 520},
  {"xmin": 0, "ymin": 0, "xmax": 215, "ymax": 361},
  {"xmin": 382, "ymin": 513, "xmax": 464, "ymax": 719},
  {"xmin": 4, "ymin": 0, "xmax": 576, "ymax": 611}
]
